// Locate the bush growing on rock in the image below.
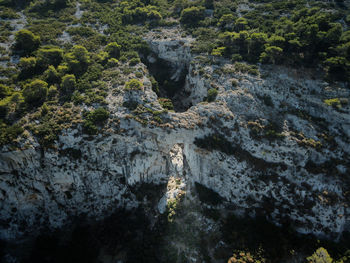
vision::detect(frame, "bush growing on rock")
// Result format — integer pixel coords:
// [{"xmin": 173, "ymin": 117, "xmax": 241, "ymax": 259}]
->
[
  {"xmin": 96, "ymin": 51, "xmax": 109, "ymax": 65},
  {"xmin": 86, "ymin": 108, "xmax": 109, "ymax": 124},
  {"xmin": 122, "ymin": 5, "xmax": 162, "ymax": 24},
  {"xmin": 48, "ymin": 85, "xmax": 58, "ymax": 99},
  {"xmin": 260, "ymin": 46, "xmax": 283, "ymax": 64},
  {"xmin": 83, "ymin": 120, "xmax": 98, "ymax": 135},
  {"xmin": 37, "ymin": 46, "xmax": 64, "ymax": 68},
  {"xmin": 44, "ymin": 66, "xmax": 60, "ymax": 84},
  {"xmin": 158, "ymin": 98, "xmax": 174, "ymax": 110},
  {"xmin": 218, "ymin": 14, "xmax": 236, "ymax": 29},
  {"xmin": 307, "ymin": 247, "xmax": 333, "ymax": 263},
  {"xmin": 150, "ymin": 76, "xmax": 159, "ymax": 94},
  {"xmin": 65, "ymin": 45, "xmax": 90, "ymax": 75},
  {"xmin": 32, "ymin": 116, "xmax": 60, "ymax": 148},
  {"xmin": 61, "ymin": 74, "xmax": 76, "ymax": 94},
  {"xmin": 0, "ymin": 122, "xmax": 24, "ymax": 146},
  {"xmin": 0, "ymin": 84, "xmax": 11, "ymax": 99},
  {"xmin": 22, "ymin": 79, "xmax": 48, "ymax": 107},
  {"xmin": 125, "ymin": 79, "xmax": 143, "ymax": 90},
  {"xmin": 180, "ymin": 6, "xmax": 205, "ymax": 26},
  {"xmin": 228, "ymin": 250, "xmax": 266, "ymax": 263},
  {"xmin": 207, "ymin": 88, "xmax": 218, "ymax": 102},
  {"xmin": 19, "ymin": 57, "xmax": 37, "ymax": 71},
  {"xmin": 106, "ymin": 58, "xmax": 119, "ymax": 68},
  {"xmin": 105, "ymin": 42, "xmax": 121, "ymax": 59},
  {"xmin": 129, "ymin": 57, "xmax": 141, "ymax": 66},
  {"xmin": 18, "ymin": 57, "xmax": 38, "ymax": 79},
  {"xmin": 0, "ymin": 92, "xmax": 25, "ymax": 120},
  {"xmin": 13, "ymin": 29, "xmax": 40, "ymax": 55},
  {"xmin": 83, "ymin": 108, "xmax": 109, "ymax": 135},
  {"xmin": 211, "ymin": 47, "xmax": 226, "ymax": 57}
]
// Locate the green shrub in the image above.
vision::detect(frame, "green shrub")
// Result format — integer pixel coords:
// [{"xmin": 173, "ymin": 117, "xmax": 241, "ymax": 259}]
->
[
  {"xmin": 0, "ymin": 122, "xmax": 24, "ymax": 146},
  {"xmin": 44, "ymin": 65, "xmax": 60, "ymax": 84},
  {"xmin": 22, "ymin": 79, "xmax": 48, "ymax": 107},
  {"xmin": 48, "ymin": 85, "xmax": 58, "ymax": 99},
  {"xmin": 0, "ymin": 84, "xmax": 11, "ymax": 99},
  {"xmin": 19, "ymin": 57, "xmax": 37, "ymax": 71},
  {"xmin": 0, "ymin": 92, "xmax": 25, "ymax": 119},
  {"xmin": 324, "ymin": 57, "xmax": 349, "ymax": 80},
  {"xmin": 122, "ymin": 5, "xmax": 162, "ymax": 24},
  {"xmin": 234, "ymin": 62, "xmax": 259, "ymax": 75},
  {"xmin": 158, "ymin": 98, "xmax": 174, "ymax": 110},
  {"xmin": 218, "ymin": 14, "xmax": 236, "ymax": 29},
  {"xmin": 324, "ymin": 98, "xmax": 341, "ymax": 109},
  {"xmin": 96, "ymin": 51, "xmax": 109, "ymax": 65},
  {"xmin": 83, "ymin": 120, "xmax": 98, "ymax": 135},
  {"xmin": 65, "ymin": 45, "xmax": 90, "ymax": 75},
  {"xmin": 106, "ymin": 58, "xmax": 119, "ymax": 68},
  {"xmin": 228, "ymin": 250, "xmax": 266, "ymax": 263},
  {"xmin": 105, "ymin": 42, "xmax": 121, "ymax": 59},
  {"xmin": 0, "ymin": 8, "xmax": 20, "ymax": 19},
  {"xmin": 57, "ymin": 64, "xmax": 69, "ymax": 77},
  {"xmin": 37, "ymin": 46, "xmax": 64, "ymax": 68},
  {"xmin": 125, "ymin": 79, "xmax": 143, "ymax": 90},
  {"xmin": 129, "ymin": 57, "xmax": 141, "ymax": 66},
  {"xmin": 135, "ymin": 72, "xmax": 143, "ymax": 78},
  {"xmin": 307, "ymin": 247, "xmax": 333, "ymax": 263},
  {"xmin": 260, "ymin": 46, "xmax": 283, "ymax": 64},
  {"xmin": 40, "ymin": 103, "xmax": 49, "ymax": 116},
  {"xmin": 18, "ymin": 57, "xmax": 38, "ymax": 79},
  {"xmin": 207, "ymin": 88, "xmax": 218, "ymax": 102},
  {"xmin": 119, "ymin": 56, "xmax": 128, "ymax": 63},
  {"xmin": 32, "ymin": 117, "xmax": 60, "ymax": 148},
  {"xmin": 0, "ymin": 98, "xmax": 10, "ymax": 119},
  {"xmin": 211, "ymin": 47, "xmax": 226, "ymax": 56},
  {"xmin": 180, "ymin": 6, "xmax": 205, "ymax": 26},
  {"xmin": 231, "ymin": 54, "xmax": 242, "ymax": 62},
  {"xmin": 83, "ymin": 108, "xmax": 109, "ymax": 135},
  {"xmin": 86, "ymin": 108, "xmax": 109, "ymax": 124},
  {"xmin": 235, "ymin": 17, "xmax": 249, "ymax": 31},
  {"xmin": 150, "ymin": 76, "xmax": 159, "ymax": 94},
  {"xmin": 61, "ymin": 74, "xmax": 76, "ymax": 94},
  {"xmin": 13, "ymin": 29, "xmax": 40, "ymax": 55},
  {"xmin": 232, "ymin": 80, "xmax": 238, "ymax": 87}
]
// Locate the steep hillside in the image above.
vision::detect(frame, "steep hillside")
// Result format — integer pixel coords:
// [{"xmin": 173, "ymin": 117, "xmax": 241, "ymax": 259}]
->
[{"xmin": 0, "ymin": 0, "xmax": 349, "ymax": 262}]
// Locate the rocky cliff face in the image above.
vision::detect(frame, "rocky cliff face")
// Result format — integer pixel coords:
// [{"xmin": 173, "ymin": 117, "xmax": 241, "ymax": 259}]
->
[{"xmin": 0, "ymin": 27, "xmax": 349, "ymax": 244}]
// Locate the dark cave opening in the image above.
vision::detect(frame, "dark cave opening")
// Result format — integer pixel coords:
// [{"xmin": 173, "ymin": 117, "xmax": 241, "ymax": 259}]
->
[{"xmin": 142, "ymin": 53, "xmax": 192, "ymax": 112}]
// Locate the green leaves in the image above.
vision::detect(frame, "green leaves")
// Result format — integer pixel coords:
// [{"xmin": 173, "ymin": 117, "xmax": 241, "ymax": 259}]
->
[
  {"xmin": 307, "ymin": 247, "xmax": 333, "ymax": 263},
  {"xmin": 64, "ymin": 45, "xmax": 90, "ymax": 75},
  {"xmin": 61, "ymin": 74, "xmax": 76, "ymax": 94},
  {"xmin": 13, "ymin": 29, "xmax": 40, "ymax": 55},
  {"xmin": 0, "ymin": 122, "xmax": 24, "ymax": 147},
  {"xmin": 207, "ymin": 88, "xmax": 218, "ymax": 102},
  {"xmin": 180, "ymin": 6, "xmax": 205, "ymax": 26},
  {"xmin": 125, "ymin": 79, "xmax": 143, "ymax": 90},
  {"xmin": 22, "ymin": 79, "xmax": 48, "ymax": 107},
  {"xmin": 105, "ymin": 42, "xmax": 121, "ymax": 59},
  {"xmin": 36, "ymin": 46, "xmax": 64, "ymax": 68},
  {"xmin": 260, "ymin": 46, "xmax": 283, "ymax": 64},
  {"xmin": 83, "ymin": 108, "xmax": 109, "ymax": 135}
]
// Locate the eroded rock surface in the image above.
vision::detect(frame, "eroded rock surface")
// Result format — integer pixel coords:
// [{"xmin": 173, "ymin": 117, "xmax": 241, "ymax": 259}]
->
[{"xmin": 0, "ymin": 28, "xmax": 349, "ymax": 244}]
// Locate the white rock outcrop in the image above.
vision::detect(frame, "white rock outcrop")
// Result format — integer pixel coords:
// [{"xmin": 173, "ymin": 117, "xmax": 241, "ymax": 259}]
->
[{"xmin": 0, "ymin": 28, "xmax": 349, "ymax": 242}]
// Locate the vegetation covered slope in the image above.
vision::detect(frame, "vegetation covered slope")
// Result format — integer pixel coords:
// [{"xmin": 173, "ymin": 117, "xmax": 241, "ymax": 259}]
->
[
  {"xmin": 0, "ymin": 0, "xmax": 349, "ymax": 148},
  {"xmin": 0, "ymin": 0, "xmax": 349, "ymax": 262}
]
